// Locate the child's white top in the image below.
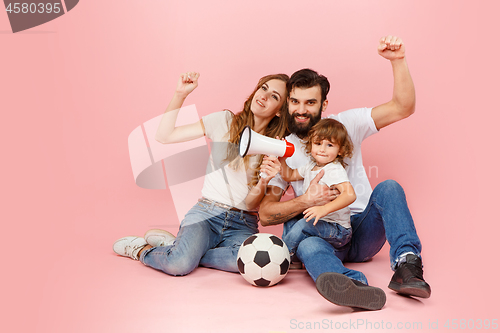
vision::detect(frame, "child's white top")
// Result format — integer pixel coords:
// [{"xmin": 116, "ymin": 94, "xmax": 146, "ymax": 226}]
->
[{"xmin": 297, "ymin": 160, "xmax": 351, "ymax": 229}]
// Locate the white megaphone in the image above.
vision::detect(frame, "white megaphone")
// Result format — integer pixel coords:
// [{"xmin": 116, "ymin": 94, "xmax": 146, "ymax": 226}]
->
[{"xmin": 238, "ymin": 126, "xmax": 295, "ymax": 178}]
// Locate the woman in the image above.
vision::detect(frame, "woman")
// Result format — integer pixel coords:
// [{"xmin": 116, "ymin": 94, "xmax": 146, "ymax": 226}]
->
[{"xmin": 113, "ymin": 72, "xmax": 287, "ymax": 275}]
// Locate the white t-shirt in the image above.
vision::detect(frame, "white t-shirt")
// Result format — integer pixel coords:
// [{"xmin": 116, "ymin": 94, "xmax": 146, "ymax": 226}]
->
[
  {"xmin": 297, "ymin": 160, "xmax": 351, "ymax": 228},
  {"xmin": 201, "ymin": 110, "xmax": 260, "ymax": 211},
  {"xmin": 268, "ymin": 107, "xmax": 378, "ymax": 214}
]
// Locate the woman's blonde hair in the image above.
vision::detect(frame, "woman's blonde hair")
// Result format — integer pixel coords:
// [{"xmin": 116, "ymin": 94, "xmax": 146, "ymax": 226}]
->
[
  {"xmin": 225, "ymin": 74, "xmax": 289, "ymax": 186},
  {"xmin": 304, "ymin": 118, "xmax": 353, "ymax": 168}
]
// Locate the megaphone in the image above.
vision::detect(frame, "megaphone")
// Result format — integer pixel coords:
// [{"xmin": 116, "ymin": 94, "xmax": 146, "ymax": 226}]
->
[{"xmin": 238, "ymin": 126, "xmax": 295, "ymax": 178}]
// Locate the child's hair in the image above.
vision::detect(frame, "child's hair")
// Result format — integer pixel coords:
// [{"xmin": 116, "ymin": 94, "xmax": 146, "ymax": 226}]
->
[{"xmin": 303, "ymin": 118, "xmax": 353, "ymax": 168}]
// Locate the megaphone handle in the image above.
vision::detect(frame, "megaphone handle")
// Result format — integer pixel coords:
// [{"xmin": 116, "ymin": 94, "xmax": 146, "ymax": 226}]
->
[{"xmin": 259, "ymin": 154, "xmax": 278, "ymax": 179}]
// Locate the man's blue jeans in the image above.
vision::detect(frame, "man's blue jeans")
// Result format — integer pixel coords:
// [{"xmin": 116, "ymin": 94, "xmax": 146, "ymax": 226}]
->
[
  {"xmin": 140, "ymin": 200, "xmax": 259, "ymax": 276},
  {"xmin": 284, "ymin": 180, "xmax": 422, "ymax": 285}
]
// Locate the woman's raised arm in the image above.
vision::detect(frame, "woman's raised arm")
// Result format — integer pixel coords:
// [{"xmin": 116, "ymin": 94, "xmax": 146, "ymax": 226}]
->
[{"xmin": 155, "ymin": 72, "xmax": 206, "ymax": 144}]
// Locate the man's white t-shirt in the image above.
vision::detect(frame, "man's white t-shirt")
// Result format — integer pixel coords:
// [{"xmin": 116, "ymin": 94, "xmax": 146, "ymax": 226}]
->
[
  {"xmin": 268, "ymin": 107, "xmax": 379, "ymax": 214},
  {"xmin": 297, "ymin": 160, "xmax": 351, "ymax": 228}
]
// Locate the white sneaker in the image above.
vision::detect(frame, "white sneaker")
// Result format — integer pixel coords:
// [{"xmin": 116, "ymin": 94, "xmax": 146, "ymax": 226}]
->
[
  {"xmin": 144, "ymin": 229, "xmax": 176, "ymax": 247},
  {"xmin": 113, "ymin": 236, "xmax": 147, "ymax": 260}
]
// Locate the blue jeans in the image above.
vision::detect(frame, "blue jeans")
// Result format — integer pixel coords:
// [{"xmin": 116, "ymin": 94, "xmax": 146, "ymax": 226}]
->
[
  {"xmin": 140, "ymin": 200, "xmax": 259, "ymax": 276},
  {"xmin": 282, "ymin": 217, "xmax": 352, "ymax": 258},
  {"xmin": 285, "ymin": 180, "xmax": 422, "ymax": 285}
]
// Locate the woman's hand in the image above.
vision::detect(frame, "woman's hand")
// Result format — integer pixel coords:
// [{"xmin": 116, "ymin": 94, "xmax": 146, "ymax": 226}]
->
[
  {"xmin": 246, "ymin": 156, "xmax": 281, "ymax": 211},
  {"xmin": 260, "ymin": 155, "xmax": 281, "ymax": 182},
  {"xmin": 175, "ymin": 72, "xmax": 200, "ymax": 98}
]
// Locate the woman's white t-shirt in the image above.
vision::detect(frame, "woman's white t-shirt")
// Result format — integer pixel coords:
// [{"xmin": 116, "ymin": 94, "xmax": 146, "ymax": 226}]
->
[{"xmin": 201, "ymin": 110, "xmax": 260, "ymax": 211}]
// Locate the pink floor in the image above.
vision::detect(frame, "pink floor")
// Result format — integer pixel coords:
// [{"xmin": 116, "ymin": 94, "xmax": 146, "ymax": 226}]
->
[{"xmin": 9, "ymin": 193, "xmax": 498, "ymax": 333}]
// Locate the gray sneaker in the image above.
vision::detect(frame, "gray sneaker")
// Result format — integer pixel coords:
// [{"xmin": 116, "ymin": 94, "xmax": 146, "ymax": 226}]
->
[{"xmin": 316, "ymin": 272, "xmax": 386, "ymax": 310}]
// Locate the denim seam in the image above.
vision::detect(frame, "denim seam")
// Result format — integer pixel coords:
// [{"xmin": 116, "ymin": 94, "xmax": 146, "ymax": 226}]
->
[
  {"xmin": 351, "ymin": 198, "xmax": 387, "ymax": 263},
  {"xmin": 352, "ymin": 200, "xmax": 374, "ymax": 235},
  {"xmin": 374, "ymin": 200, "xmax": 411, "ymax": 270},
  {"xmin": 371, "ymin": 201, "xmax": 389, "ymax": 265}
]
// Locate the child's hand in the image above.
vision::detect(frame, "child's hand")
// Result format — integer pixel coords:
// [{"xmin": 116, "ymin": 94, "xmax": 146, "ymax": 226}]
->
[{"xmin": 304, "ymin": 206, "xmax": 328, "ymax": 225}]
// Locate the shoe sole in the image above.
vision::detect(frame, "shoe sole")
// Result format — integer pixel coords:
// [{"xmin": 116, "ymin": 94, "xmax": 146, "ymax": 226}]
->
[
  {"xmin": 388, "ymin": 281, "xmax": 431, "ymax": 298},
  {"xmin": 316, "ymin": 273, "xmax": 386, "ymax": 310}
]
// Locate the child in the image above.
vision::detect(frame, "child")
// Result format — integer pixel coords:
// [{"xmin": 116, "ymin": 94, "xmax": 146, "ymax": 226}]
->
[{"xmin": 278, "ymin": 118, "xmax": 355, "ymax": 258}]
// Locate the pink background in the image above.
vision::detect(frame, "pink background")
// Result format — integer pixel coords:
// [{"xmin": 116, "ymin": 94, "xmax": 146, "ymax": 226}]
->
[{"xmin": 2, "ymin": 1, "xmax": 500, "ymax": 332}]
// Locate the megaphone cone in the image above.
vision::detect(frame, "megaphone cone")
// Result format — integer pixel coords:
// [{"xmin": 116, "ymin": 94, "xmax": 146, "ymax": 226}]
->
[{"xmin": 239, "ymin": 126, "xmax": 295, "ymax": 158}]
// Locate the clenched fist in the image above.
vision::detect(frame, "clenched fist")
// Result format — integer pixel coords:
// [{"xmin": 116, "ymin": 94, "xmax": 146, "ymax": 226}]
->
[
  {"xmin": 378, "ymin": 36, "xmax": 405, "ymax": 61},
  {"xmin": 175, "ymin": 72, "xmax": 200, "ymax": 98}
]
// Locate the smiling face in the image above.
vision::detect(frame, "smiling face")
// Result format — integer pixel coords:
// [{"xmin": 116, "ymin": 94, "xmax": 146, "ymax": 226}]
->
[
  {"xmin": 286, "ymin": 85, "xmax": 327, "ymax": 138},
  {"xmin": 250, "ymin": 79, "xmax": 287, "ymax": 121},
  {"xmin": 304, "ymin": 118, "xmax": 354, "ymax": 169},
  {"xmin": 310, "ymin": 137, "xmax": 340, "ymax": 167}
]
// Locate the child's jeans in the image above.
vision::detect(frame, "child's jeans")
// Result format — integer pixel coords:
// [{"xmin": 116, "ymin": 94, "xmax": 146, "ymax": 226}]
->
[{"xmin": 283, "ymin": 217, "xmax": 352, "ymax": 259}]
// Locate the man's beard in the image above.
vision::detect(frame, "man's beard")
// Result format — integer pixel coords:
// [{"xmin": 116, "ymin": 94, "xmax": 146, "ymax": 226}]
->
[{"xmin": 287, "ymin": 108, "xmax": 322, "ymax": 138}]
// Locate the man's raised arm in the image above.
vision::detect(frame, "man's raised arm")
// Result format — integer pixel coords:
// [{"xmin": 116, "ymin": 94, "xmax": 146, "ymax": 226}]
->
[{"xmin": 371, "ymin": 35, "xmax": 416, "ymax": 130}]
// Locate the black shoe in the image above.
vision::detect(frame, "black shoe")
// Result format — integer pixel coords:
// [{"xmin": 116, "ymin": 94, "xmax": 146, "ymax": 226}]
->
[
  {"xmin": 289, "ymin": 254, "xmax": 303, "ymax": 270},
  {"xmin": 388, "ymin": 254, "xmax": 431, "ymax": 298},
  {"xmin": 316, "ymin": 272, "xmax": 386, "ymax": 310}
]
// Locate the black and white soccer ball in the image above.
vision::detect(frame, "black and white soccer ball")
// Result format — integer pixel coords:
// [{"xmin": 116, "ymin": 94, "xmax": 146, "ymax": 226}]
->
[{"xmin": 237, "ymin": 233, "xmax": 290, "ymax": 287}]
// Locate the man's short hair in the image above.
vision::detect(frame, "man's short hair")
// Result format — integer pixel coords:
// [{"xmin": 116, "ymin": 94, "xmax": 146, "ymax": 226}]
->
[{"xmin": 287, "ymin": 69, "xmax": 330, "ymax": 103}]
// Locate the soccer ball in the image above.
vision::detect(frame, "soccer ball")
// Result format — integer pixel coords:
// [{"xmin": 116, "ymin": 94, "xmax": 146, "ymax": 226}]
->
[{"xmin": 237, "ymin": 233, "xmax": 290, "ymax": 287}]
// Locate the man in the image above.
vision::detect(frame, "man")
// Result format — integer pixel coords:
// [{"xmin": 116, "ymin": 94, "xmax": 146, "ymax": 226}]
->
[{"xmin": 259, "ymin": 36, "xmax": 431, "ymax": 311}]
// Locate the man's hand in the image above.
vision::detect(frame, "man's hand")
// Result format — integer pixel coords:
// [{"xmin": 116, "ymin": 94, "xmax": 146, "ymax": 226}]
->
[
  {"xmin": 303, "ymin": 169, "xmax": 339, "ymax": 206},
  {"xmin": 378, "ymin": 36, "xmax": 405, "ymax": 61}
]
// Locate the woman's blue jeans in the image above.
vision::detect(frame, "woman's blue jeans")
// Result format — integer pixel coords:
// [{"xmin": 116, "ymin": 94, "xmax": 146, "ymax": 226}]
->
[
  {"xmin": 284, "ymin": 180, "xmax": 422, "ymax": 285},
  {"xmin": 140, "ymin": 200, "xmax": 259, "ymax": 276}
]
